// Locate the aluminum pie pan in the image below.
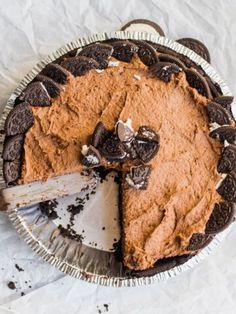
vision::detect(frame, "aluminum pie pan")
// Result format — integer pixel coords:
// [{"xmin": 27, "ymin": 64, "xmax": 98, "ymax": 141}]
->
[{"xmin": 0, "ymin": 30, "xmax": 234, "ymax": 287}]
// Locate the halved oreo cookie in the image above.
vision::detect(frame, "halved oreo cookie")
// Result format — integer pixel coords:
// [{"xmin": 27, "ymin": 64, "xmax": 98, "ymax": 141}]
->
[
  {"xmin": 132, "ymin": 40, "xmax": 159, "ymax": 66},
  {"xmin": 215, "ymin": 96, "xmax": 234, "ymax": 112},
  {"xmin": 82, "ymin": 145, "xmax": 101, "ymax": 168},
  {"xmin": 214, "ymin": 95, "xmax": 234, "ymax": 121},
  {"xmin": 150, "ymin": 62, "xmax": 181, "ymax": 82},
  {"xmin": 110, "ymin": 41, "xmax": 138, "ymax": 63},
  {"xmin": 187, "ymin": 233, "xmax": 213, "ymax": 251},
  {"xmin": 217, "ymin": 171, "xmax": 236, "ymax": 202},
  {"xmin": 177, "ymin": 38, "xmax": 211, "ymax": 63},
  {"xmin": 205, "ymin": 202, "xmax": 235, "ymax": 235},
  {"xmin": 213, "ymin": 81, "xmax": 223, "ymax": 96},
  {"xmin": 61, "ymin": 56, "xmax": 98, "ymax": 77},
  {"xmin": 41, "ymin": 63, "xmax": 70, "ymax": 84},
  {"xmin": 137, "ymin": 126, "xmax": 160, "ymax": 143},
  {"xmin": 116, "ymin": 120, "xmax": 134, "ymax": 142},
  {"xmin": 99, "ymin": 135, "xmax": 127, "ymax": 161},
  {"xmin": 78, "ymin": 43, "xmax": 113, "ymax": 69},
  {"xmin": 121, "ymin": 19, "xmax": 165, "ymax": 36},
  {"xmin": 134, "ymin": 138, "xmax": 159, "ymax": 163},
  {"xmin": 126, "ymin": 164, "xmax": 151, "ymax": 190},
  {"xmin": 207, "ymin": 102, "xmax": 232, "ymax": 125},
  {"xmin": 210, "ymin": 126, "xmax": 236, "ymax": 144},
  {"xmin": 20, "ymin": 82, "xmax": 51, "ymax": 107},
  {"xmin": 35, "ymin": 75, "xmax": 61, "ymax": 98},
  {"xmin": 3, "ymin": 160, "xmax": 21, "ymax": 183},
  {"xmin": 218, "ymin": 145, "xmax": 236, "ymax": 173},
  {"xmin": 5, "ymin": 103, "xmax": 34, "ymax": 136},
  {"xmin": 205, "ymin": 77, "xmax": 222, "ymax": 98},
  {"xmin": 158, "ymin": 53, "xmax": 187, "ymax": 70},
  {"xmin": 185, "ymin": 68, "xmax": 211, "ymax": 98},
  {"xmin": 91, "ymin": 122, "xmax": 111, "ymax": 148},
  {"xmin": 3, "ymin": 134, "xmax": 24, "ymax": 161}
]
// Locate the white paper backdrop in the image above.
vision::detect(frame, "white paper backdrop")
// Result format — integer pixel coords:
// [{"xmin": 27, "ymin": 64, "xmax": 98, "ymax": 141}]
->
[{"xmin": 0, "ymin": 0, "xmax": 236, "ymax": 313}]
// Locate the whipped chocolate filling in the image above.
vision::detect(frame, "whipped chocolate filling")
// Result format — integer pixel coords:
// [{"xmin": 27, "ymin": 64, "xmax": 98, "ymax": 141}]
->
[{"xmin": 20, "ymin": 55, "xmax": 223, "ymax": 270}]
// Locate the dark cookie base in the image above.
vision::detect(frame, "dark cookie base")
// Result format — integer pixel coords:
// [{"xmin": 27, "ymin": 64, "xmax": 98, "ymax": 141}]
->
[{"xmin": 124, "ymin": 254, "xmax": 193, "ymax": 278}]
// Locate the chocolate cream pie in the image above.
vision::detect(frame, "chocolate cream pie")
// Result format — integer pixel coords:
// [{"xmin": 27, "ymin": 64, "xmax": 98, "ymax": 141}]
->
[{"xmin": 2, "ymin": 33, "xmax": 236, "ymax": 272}]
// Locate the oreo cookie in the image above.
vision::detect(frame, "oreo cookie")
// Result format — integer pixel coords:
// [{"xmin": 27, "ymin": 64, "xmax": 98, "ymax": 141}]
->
[
  {"xmin": 217, "ymin": 145, "xmax": 236, "ymax": 173},
  {"xmin": 215, "ymin": 95, "xmax": 234, "ymax": 110},
  {"xmin": 99, "ymin": 135, "xmax": 127, "ymax": 161},
  {"xmin": 217, "ymin": 171, "xmax": 236, "ymax": 202},
  {"xmin": 121, "ymin": 19, "xmax": 165, "ymax": 36},
  {"xmin": 41, "ymin": 63, "xmax": 69, "ymax": 84},
  {"xmin": 5, "ymin": 103, "xmax": 34, "ymax": 136},
  {"xmin": 158, "ymin": 53, "xmax": 187, "ymax": 70},
  {"xmin": 213, "ymin": 81, "xmax": 223, "ymax": 96},
  {"xmin": 3, "ymin": 160, "xmax": 21, "ymax": 183},
  {"xmin": 116, "ymin": 120, "xmax": 134, "ymax": 142},
  {"xmin": 150, "ymin": 62, "xmax": 181, "ymax": 82},
  {"xmin": 177, "ymin": 38, "xmax": 211, "ymax": 63},
  {"xmin": 137, "ymin": 126, "xmax": 160, "ymax": 143},
  {"xmin": 61, "ymin": 56, "xmax": 98, "ymax": 77},
  {"xmin": 132, "ymin": 40, "xmax": 159, "ymax": 66},
  {"xmin": 36, "ymin": 75, "xmax": 61, "ymax": 98},
  {"xmin": 78, "ymin": 43, "xmax": 113, "ymax": 69},
  {"xmin": 126, "ymin": 164, "xmax": 151, "ymax": 190},
  {"xmin": 20, "ymin": 82, "xmax": 51, "ymax": 107},
  {"xmin": 206, "ymin": 77, "xmax": 222, "ymax": 98},
  {"xmin": 110, "ymin": 41, "xmax": 138, "ymax": 62},
  {"xmin": 132, "ymin": 126, "xmax": 160, "ymax": 163},
  {"xmin": 82, "ymin": 145, "xmax": 101, "ymax": 168},
  {"xmin": 91, "ymin": 122, "xmax": 111, "ymax": 148},
  {"xmin": 207, "ymin": 102, "xmax": 232, "ymax": 125},
  {"xmin": 187, "ymin": 233, "xmax": 213, "ymax": 251},
  {"xmin": 210, "ymin": 126, "xmax": 236, "ymax": 144},
  {"xmin": 3, "ymin": 134, "xmax": 24, "ymax": 161},
  {"xmin": 134, "ymin": 139, "xmax": 159, "ymax": 163},
  {"xmin": 215, "ymin": 96, "xmax": 234, "ymax": 120},
  {"xmin": 185, "ymin": 69, "xmax": 211, "ymax": 98},
  {"xmin": 205, "ymin": 202, "xmax": 235, "ymax": 235}
]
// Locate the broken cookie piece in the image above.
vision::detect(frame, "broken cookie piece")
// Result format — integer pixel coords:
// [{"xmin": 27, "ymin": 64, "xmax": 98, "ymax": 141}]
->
[
  {"xmin": 81, "ymin": 145, "xmax": 101, "ymax": 168},
  {"xmin": 126, "ymin": 164, "xmax": 151, "ymax": 190}
]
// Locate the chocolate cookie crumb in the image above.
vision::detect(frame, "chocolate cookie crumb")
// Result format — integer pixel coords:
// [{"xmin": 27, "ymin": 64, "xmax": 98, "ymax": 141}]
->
[
  {"xmin": 15, "ymin": 264, "xmax": 24, "ymax": 272},
  {"xmin": 67, "ymin": 204, "xmax": 84, "ymax": 216},
  {"xmin": 39, "ymin": 199, "xmax": 58, "ymax": 220},
  {"xmin": 7, "ymin": 281, "xmax": 16, "ymax": 290},
  {"xmin": 104, "ymin": 304, "xmax": 109, "ymax": 312},
  {"xmin": 58, "ymin": 225, "xmax": 84, "ymax": 242}
]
